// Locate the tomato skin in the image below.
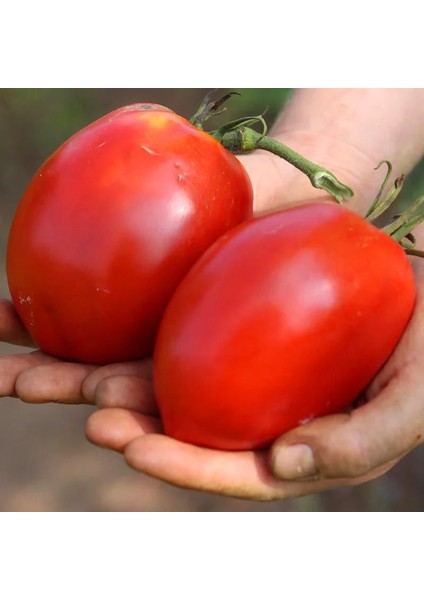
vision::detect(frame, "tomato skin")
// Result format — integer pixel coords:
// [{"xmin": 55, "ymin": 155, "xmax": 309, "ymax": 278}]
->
[
  {"xmin": 154, "ymin": 202, "xmax": 416, "ymax": 451},
  {"xmin": 6, "ymin": 104, "xmax": 253, "ymax": 364}
]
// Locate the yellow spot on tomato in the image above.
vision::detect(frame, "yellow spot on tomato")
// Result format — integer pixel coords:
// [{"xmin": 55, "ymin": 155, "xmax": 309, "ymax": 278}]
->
[{"xmin": 143, "ymin": 113, "xmax": 172, "ymax": 131}]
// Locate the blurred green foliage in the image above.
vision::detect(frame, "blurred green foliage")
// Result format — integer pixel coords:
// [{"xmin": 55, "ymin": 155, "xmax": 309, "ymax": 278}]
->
[{"xmin": 400, "ymin": 157, "xmax": 424, "ymax": 207}]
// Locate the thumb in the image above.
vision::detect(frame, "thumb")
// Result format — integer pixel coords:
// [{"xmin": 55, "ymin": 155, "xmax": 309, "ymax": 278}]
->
[{"xmin": 269, "ymin": 367, "xmax": 424, "ymax": 481}]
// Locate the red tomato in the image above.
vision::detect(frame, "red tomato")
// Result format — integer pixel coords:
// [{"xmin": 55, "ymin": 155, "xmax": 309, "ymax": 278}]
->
[
  {"xmin": 7, "ymin": 104, "xmax": 253, "ymax": 364},
  {"xmin": 154, "ymin": 202, "xmax": 416, "ymax": 451}
]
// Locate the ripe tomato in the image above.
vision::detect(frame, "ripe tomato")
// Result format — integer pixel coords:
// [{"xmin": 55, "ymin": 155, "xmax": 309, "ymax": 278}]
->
[
  {"xmin": 7, "ymin": 103, "xmax": 253, "ymax": 364},
  {"xmin": 154, "ymin": 202, "xmax": 416, "ymax": 451}
]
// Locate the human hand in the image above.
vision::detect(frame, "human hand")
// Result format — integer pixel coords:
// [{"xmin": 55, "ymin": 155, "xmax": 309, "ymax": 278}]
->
[
  {"xmin": 4, "ymin": 89, "xmax": 424, "ymax": 501},
  {"xmin": 83, "ymin": 150, "xmax": 424, "ymax": 501},
  {"xmin": 84, "ymin": 89, "xmax": 424, "ymax": 500}
]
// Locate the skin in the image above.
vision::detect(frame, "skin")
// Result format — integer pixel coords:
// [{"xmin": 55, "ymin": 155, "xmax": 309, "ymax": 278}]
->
[{"xmin": 2, "ymin": 89, "xmax": 424, "ymax": 500}]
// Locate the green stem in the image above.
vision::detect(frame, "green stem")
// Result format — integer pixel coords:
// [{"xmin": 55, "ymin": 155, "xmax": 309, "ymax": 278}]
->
[
  {"xmin": 189, "ymin": 90, "xmax": 354, "ymax": 204},
  {"xmin": 216, "ymin": 127, "xmax": 354, "ymax": 204},
  {"xmin": 405, "ymin": 248, "xmax": 424, "ymax": 258},
  {"xmin": 383, "ymin": 195, "xmax": 424, "ymax": 241},
  {"xmin": 375, "ymin": 193, "xmax": 424, "ymax": 258},
  {"xmin": 365, "ymin": 161, "xmax": 405, "ymax": 223},
  {"xmin": 365, "ymin": 161, "xmax": 392, "ymax": 219}
]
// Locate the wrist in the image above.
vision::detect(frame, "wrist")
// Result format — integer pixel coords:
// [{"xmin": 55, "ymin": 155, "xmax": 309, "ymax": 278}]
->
[
  {"xmin": 242, "ymin": 88, "xmax": 424, "ymax": 217},
  {"xmin": 239, "ymin": 130, "xmax": 387, "ymax": 216}
]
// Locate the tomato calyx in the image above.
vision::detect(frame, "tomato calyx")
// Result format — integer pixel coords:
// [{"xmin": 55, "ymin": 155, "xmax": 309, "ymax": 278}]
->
[
  {"xmin": 189, "ymin": 89, "xmax": 241, "ymax": 130},
  {"xmin": 366, "ymin": 160, "xmax": 424, "ymax": 258},
  {"xmin": 189, "ymin": 90, "xmax": 354, "ymax": 205}
]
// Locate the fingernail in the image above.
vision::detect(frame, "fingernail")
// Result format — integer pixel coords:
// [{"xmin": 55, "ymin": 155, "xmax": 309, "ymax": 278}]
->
[{"xmin": 272, "ymin": 444, "xmax": 318, "ymax": 480}]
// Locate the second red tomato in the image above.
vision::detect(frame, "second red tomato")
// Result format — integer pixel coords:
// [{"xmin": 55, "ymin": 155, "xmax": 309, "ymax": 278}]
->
[{"xmin": 154, "ymin": 202, "xmax": 416, "ymax": 450}]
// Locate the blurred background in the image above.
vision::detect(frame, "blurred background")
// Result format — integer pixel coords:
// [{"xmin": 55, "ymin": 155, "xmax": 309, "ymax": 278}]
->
[{"xmin": 1, "ymin": 88, "xmax": 424, "ymax": 511}]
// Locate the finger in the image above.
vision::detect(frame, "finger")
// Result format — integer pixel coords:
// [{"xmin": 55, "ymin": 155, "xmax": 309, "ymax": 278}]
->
[
  {"xmin": 85, "ymin": 407, "xmax": 161, "ymax": 452},
  {"xmin": 15, "ymin": 362, "xmax": 97, "ymax": 404},
  {"xmin": 270, "ymin": 366, "xmax": 424, "ymax": 481},
  {"xmin": 0, "ymin": 351, "xmax": 58, "ymax": 397},
  {"xmin": 95, "ymin": 375, "xmax": 158, "ymax": 415},
  {"xmin": 82, "ymin": 358, "xmax": 153, "ymax": 402},
  {"xmin": 122, "ymin": 433, "xmax": 363, "ymax": 501},
  {"xmin": 86, "ymin": 409, "xmax": 395, "ymax": 501},
  {"xmin": 0, "ymin": 299, "xmax": 34, "ymax": 347}
]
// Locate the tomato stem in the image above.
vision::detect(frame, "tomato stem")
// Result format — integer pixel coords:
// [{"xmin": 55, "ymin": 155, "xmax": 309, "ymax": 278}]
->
[
  {"xmin": 405, "ymin": 247, "xmax": 424, "ymax": 258},
  {"xmin": 214, "ymin": 126, "xmax": 354, "ymax": 204},
  {"xmin": 364, "ymin": 162, "xmax": 424, "ymax": 257},
  {"xmin": 383, "ymin": 195, "xmax": 424, "ymax": 241},
  {"xmin": 190, "ymin": 90, "xmax": 354, "ymax": 204}
]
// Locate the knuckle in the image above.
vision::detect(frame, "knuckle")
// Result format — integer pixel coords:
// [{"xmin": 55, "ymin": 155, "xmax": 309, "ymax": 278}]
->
[
  {"xmin": 331, "ymin": 433, "xmax": 374, "ymax": 478},
  {"xmin": 94, "ymin": 376, "xmax": 116, "ymax": 405}
]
